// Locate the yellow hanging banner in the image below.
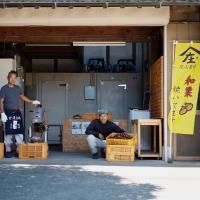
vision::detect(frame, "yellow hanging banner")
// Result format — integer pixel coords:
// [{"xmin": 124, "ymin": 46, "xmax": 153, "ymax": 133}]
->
[{"xmin": 168, "ymin": 43, "xmax": 200, "ymax": 135}]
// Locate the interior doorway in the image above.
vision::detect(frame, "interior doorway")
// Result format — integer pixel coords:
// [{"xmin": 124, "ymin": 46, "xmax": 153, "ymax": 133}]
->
[
  {"xmin": 99, "ymin": 80, "xmax": 126, "ymax": 119},
  {"xmin": 41, "ymin": 80, "xmax": 67, "ymax": 145}
]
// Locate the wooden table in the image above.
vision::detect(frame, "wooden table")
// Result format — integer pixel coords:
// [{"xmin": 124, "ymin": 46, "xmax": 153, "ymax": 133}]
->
[{"xmin": 131, "ymin": 119, "xmax": 162, "ymax": 159}]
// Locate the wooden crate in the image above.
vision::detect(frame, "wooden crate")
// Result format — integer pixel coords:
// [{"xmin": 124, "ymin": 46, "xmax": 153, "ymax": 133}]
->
[
  {"xmin": 82, "ymin": 112, "xmax": 97, "ymax": 120},
  {"xmin": 106, "ymin": 133, "xmax": 136, "ymax": 146},
  {"xmin": 0, "ymin": 143, "xmax": 4, "ymax": 160},
  {"xmin": 19, "ymin": 143, "xmax": 48, "ymax": 160},
  {"xmin": 106, "ymin": 144, "xmax": 135, "ymax": 162},
  {"xmin": 96, "ymin": 112, "xmax": 112, "ymax": 120}
]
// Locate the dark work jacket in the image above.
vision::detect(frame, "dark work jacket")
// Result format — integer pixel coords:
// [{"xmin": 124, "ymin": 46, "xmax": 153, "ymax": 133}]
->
[{"xmin": 85, "ymin": 119, "xmax": 125, "ymax": 139}]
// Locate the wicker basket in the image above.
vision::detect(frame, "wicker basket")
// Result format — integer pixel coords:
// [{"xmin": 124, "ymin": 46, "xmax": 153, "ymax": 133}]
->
[
  {"xmin": 106, "ymin": 133, "xmax": 136, "ymax": 146},
  {"xmin": 0, "ymin": 143, "xmax": 4, "ymax": 160},
  {"xmin": 19, "ymin": 143, "xmax": 48, "ymax": 160},
  {"xmin": 106, "ymin": 144, "xmax": 135, "ymax": 162}
]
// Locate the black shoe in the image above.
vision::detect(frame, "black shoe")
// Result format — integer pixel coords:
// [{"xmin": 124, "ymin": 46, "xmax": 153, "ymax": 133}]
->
[
  {"xmin": 5, "ymin": 152, "xmax": 11, "ymax": 158},
  {"xmin": 15, "ymin": 152, "xmax": 19, "ymax": 158},
  {"xmin": 100, "ymin": 148, "xmax": 106, "ymax": 158},
  {"xmin": 92, "ymin": 153, "xmax": 98, "ymax": 159}
]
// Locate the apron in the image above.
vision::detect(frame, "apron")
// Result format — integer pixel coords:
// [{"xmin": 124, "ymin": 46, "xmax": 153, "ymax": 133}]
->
[{"xmin": 4, "ymin": 109, "xmax": 24, "ymax": 135}]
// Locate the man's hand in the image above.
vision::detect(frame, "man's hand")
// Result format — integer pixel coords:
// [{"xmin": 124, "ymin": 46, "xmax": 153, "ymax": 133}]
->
[
  {"xmin": 1, "ymin": 113, "xmax": 8, "ymax": 123},
  {"xmin": 32, "ymin": 100, "xmax": 40, "ymax": 105},
  {"xmin": 99, "ymin": 133, "xmax": 104, "ymax": 140}
]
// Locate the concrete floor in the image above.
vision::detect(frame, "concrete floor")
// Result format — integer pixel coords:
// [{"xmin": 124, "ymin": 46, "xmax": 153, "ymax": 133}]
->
[{"xmin": 1, "ymin": 149, "xmax": 200, "ymax": 200}]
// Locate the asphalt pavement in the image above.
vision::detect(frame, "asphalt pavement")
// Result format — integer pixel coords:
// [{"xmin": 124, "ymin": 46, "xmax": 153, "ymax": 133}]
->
[{"xmin": 1, "ymin": 149, "xmax": 200, "ymax": 200}]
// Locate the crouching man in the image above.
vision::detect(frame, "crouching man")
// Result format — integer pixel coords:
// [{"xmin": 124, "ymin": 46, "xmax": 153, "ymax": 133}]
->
[{"xmin": 85, "ymin": 109, "xmax": 126, "ymax": 159}]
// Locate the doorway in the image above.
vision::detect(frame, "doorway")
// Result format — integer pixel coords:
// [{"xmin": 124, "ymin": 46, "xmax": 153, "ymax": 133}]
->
[
  {"xmin": 41, "ymin": 80, "xmax": 67, "ymax": 144},
  {"xmin": 99, "ymin": 80, "xmax": 126, "ymax": 119}
]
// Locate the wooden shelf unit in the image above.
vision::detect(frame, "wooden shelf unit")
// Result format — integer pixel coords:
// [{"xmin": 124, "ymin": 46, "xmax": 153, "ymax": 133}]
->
[{"xmin": 131, "ymin": 119, "xmax": 162, "ymax": 159}]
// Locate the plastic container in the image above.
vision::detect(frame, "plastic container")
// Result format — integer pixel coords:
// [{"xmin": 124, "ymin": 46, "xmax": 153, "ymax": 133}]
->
[
  {"xmin": 0, "ymin": 143, "xmax": 4, "ymax": 159},
  {"xmin": 106, "ymin": 144, "xmax": 135, "ymax": 162},
  {"xmin": 106, "ymin": 133, "xmax": 136, "ymax": 146},
  {"xmin": 19, "ymin": 143, "xmax": 48, "ymax": 160}
]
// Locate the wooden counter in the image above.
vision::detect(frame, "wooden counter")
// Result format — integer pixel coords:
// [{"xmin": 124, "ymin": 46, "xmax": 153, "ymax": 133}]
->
[{"xmin": 62, "ymin": 119, "xmax": 128, "ymax": 152}]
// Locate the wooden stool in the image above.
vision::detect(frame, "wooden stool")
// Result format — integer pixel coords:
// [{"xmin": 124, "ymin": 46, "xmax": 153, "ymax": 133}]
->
[{"xmin": 131, "ymin": 119, "xmax": 162, "ymax": 159}]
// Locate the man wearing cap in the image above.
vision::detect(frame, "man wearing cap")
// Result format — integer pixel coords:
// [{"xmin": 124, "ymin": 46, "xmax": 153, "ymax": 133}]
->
[
  {"xmin": 0, "ymin": 70, "xmax": 40, "ymax": 158},
  {"xmin": 85, "ymin": 108, "xmax": 126, "ymax": 159}
]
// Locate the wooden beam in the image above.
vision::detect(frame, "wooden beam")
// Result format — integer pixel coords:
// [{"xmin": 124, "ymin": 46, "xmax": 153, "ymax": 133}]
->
[
  {"xmin": 0, "ymin": 26, "xmax": 158, "ymax": 43},
  {"xmin": 1, "ymin": 36, "xmax": 151, "ymax": 43},
  {"xmin": 0, "ymin": 26, "xmax": 159, "ymax": 37},
  {"xmin": 170, "ymin": 5, "xmax": 200, "ymax": 22}
]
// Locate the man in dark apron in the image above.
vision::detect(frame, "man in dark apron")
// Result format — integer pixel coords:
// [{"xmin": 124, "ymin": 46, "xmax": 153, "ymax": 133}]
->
[{"xmin": 0, "ymin": 70, "xmax": 40, "ymax": 158}]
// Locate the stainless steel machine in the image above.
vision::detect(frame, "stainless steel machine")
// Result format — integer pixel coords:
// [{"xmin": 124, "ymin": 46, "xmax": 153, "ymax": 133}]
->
[{"xmin": 29, "ymin": 105, "xmax": 48, "ymax": 143}]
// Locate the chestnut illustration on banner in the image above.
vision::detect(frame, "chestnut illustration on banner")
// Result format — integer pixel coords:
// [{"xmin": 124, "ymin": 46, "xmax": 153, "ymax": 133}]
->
[{"xmin": 179, "ymin": 102, "xmax": 193, "ymax": 115}]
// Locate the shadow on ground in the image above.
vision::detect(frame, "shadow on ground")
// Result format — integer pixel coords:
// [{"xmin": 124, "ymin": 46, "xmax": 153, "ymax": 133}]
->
[{"xmin": 0, "ymin": 163, "xmax": 161, "ymax": 200}]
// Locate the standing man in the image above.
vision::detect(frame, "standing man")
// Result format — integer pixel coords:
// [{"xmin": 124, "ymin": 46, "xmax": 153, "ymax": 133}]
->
[
  {"xmin": 0, "ymin": 70, "xmax": 40, "ymax": 158},
  {"xmin": 85, "ymin": 108, "xmax": 126, "ymax": 159}
]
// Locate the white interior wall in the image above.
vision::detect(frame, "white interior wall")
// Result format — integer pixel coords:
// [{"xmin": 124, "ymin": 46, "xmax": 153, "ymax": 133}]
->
[
  {"xmin": 0, "ymin": 58, "xmax": 25, "ymax": 118},
  {"xmin": 0, "ymin": 59, "xmax": 16, "ymax": 89}
]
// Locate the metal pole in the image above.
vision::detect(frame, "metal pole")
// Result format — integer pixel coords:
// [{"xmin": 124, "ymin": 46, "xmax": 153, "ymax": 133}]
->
[
  {"xmin": 44, "ymin": 130, "xmax": 47, "ymax": 143},
  {"xmin": 163, "ymin": 25, "xmax": 168, "ymax": 162},
  {"xmin": 168, "ymin": 40, "xmax": 177, "ymax": 163},
  {"xmin": 29, "ymin": 124, "xmax": 32, "ymax": 142}
]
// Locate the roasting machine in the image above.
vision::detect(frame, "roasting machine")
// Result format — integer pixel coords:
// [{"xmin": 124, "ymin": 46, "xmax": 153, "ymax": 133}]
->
[{"xmin": 29, "ymin": 104, "xmax": 48, "ymax": 143}]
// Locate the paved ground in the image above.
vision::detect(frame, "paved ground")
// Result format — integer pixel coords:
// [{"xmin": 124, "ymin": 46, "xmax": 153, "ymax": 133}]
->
[{"xmin": 1, "ymin": 149, "xmax": 200, "ymax": 200}]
